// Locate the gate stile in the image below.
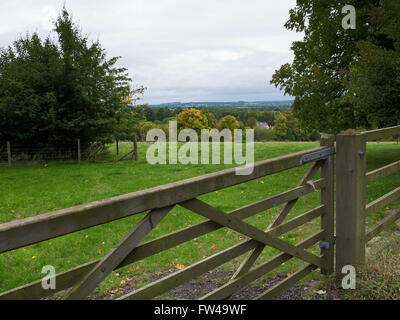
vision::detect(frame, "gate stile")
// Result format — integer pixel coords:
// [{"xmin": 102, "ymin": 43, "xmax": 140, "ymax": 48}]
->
[
  {"xmin": 0, "ymin": 136, "xmax": 335, "ymax": 300},
  {"xmin": 336, "ymin": 125, "xmax": 400, "ymax": 271}
]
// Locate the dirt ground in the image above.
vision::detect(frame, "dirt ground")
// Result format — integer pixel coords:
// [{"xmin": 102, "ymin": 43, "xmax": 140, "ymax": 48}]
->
[{"xmin": 95, "ymin": 269, "xmax": 342, "ymax": 300}]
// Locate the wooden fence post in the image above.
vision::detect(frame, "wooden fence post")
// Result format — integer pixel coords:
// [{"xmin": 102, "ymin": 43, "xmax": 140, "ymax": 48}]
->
[
  {"xmin": 116, "ymin": 139, "xmax": 119, "ymax": 156},
  {"xmin": 336, "ymin": 130, "xmax": 367, "ymax": 272},
  {"xmin": 7, "ymin": 141, "xmax": 11, "ymax": 168},
  {"xmin": 133, "ymin": 136, "xmax": 138, "ymax": 161},
  {"xmin": 77, "ymin": 139, "xmax": 81, "ymax": 165},
  {"xmin": 320, "ymin": 135, "xmax": 335, "ymax": 274}
]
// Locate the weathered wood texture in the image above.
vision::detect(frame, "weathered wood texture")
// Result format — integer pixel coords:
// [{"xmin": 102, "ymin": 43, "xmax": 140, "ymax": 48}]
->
[
  {"xmin": 255, "ymin": 264, "xmax": 317, "ymax": 300},
  {"xmin": 336, "ymin": 126, "xmax": 400, "ymax": 272},
  {"xmin": 119, "ymin": 210, "xmax": 324, "ymax": 300},
  {"xmin": 320, "ymin": 135, "xmax": 335, "ymax": 274},
  {"xmin": 365, "ymin": 207, "xmax": 400, "ymax": 242},
  {"xmin": 0, "ymin": 143, "xmax": 335, "ymax": 300},
  {"xmin": 180, "ymin": 199, "xmax": 326, "ymax": 269},
  {"xmin": 366, "ymin": 160, "xmax": 400, "ymax": 184},
  {"xmin": 0, "ymin": 179, "xmax": 326, "ymax": 300},
  {"xmin": 200, "ymin": 232, "xmax": 323, "ymax": 300},
  {"xmin": 231, "ymin": 160, "xmax": 323, "ymax": 281},
  {"xmin": 0, "ymin": 146, "xmax": 324, "ymax": 254},
  {"xmin": 64, "ymin": 206, "xmax": 173, "ymax": 300},
  {"xmin": 336, "ymin": 132, "xmax": 366, "ymax": 270},
  {"xmin": 361, "ymin": 125, "xmax": 400, "ymax": 141},
  {"xmin": 366, "ymin": 186, "xmax": 400, "ymax": 217}
]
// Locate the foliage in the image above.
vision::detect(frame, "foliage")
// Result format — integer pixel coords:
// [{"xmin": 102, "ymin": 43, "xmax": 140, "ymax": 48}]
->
[
  {"xmin": 274, "ymin": 111, "xmax": 311, "ymax": 141},
  {"xmin": 200, "ymin": 107, "xmax": 217, "ymax": 128},
  {"xmin": 0, "ymin": 8, "xmax": 134, "ymax": 146},
  {"xmin": 271, "ymin": 0, "xmax": 400, "ymax": 133},
  {"xmin": 217, "ymin": 115, "xmax": 240, "ymax": 132},
  {"xmin": 259, "ymin": 111, "xmax": 276, "ymax": 127},
  {"xmin": 176, "ymin": 108, "xmax": 209, "ymax": 133},
  {"xmin": 254, "ymin": 126, "xmax": 276, "ymax": 141},
  {"xmin": 246, "ymin": 117, "xmax": 258, "ymax": 128},
  {"xmin": 114, "ymin": 86, "xmax": 147, "ymax": 141},
  {"xmin": 347, "ymin": 0, "xmax": 400, "ymax": 128}
]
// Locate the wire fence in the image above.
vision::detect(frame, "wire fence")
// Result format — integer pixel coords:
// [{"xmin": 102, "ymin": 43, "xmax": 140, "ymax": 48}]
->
[{"xmin": 0, "ymin": 141, "xmax": 80, "ymax": 167}]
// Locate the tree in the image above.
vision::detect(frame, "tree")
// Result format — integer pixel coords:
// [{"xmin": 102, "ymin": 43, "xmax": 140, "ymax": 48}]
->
[
  {"xmin": 0, "ymin": 7, "xmax": 134, "ymax": 146},
  {"xmin": 260, "ymin": 111, "xmax": 276, "ymax": 127},
  {"xmin": 347, "ymin": 0, "xmax": 400, "ymax": 128},
  {"xmin": 274, "ymin": 112, "xmax": 289, "ymax": 140},
  {"xmin": 271, "ymin": 0, "xmax": 400, "ymax": 133},
  {"xmin": 114, "ymin": 86, "xmax": 147, "ymax": 142},
  {"xmin": 200, "ymin": 108, "xmax": 217, "ymax": 128},
  {"xmin": 274, "ymin": 111, "xmax": 309, "ymax": 141},
  {"xmin": 176, "ymin": 108, "xmax": 209, "ymax": 134},
  {"xmin": 246, "ymin": 117, "xmax": 258, "ymax": 128},
  {"xmin": 217, "ymin": 115, "xmax": 240, "ymax": 132}
]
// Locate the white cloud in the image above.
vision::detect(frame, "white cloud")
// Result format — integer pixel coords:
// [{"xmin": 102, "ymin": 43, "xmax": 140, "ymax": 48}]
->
[
  {"xmin": 0, "ymin": 0, "xmax": 303, "ymax": 104},
  {"xmin": 41, "ymin": 5, "xmax": 58, "ymax": 31}
]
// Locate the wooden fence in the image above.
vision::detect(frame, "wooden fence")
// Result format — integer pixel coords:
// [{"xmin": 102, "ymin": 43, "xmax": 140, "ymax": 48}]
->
[
  {"xmin": 2, "ymin": 125, "xmax": 398, "ymax": 300},
  {"xmin": 0, "ymin": 136, "xmax": 335, "ymax": 300},
  {"xmin": 336, "ymin": 125, "xmax": 400, "ymax": 270}
]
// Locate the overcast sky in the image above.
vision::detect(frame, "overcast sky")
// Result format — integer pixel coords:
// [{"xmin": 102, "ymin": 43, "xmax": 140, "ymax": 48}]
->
[{"xmin": 0, "ymin": 0, "xmax": 303, "ymax": 104}]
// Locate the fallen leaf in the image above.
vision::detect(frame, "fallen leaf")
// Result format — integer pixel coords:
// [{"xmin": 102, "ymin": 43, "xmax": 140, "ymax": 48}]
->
[{"xmin": 175, "ymin": 264, "xmax": 185, "ymax": 270}]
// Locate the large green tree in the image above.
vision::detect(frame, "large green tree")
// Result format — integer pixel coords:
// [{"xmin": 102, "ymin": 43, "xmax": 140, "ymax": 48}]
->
[
  {"xmin": 347, "ymin": 0, "xmax": 400, "ymax": 128},
  {"xmin": 271, "ymin": 0, "xmax": 399, "ymax": 133},
  {"xmin": 0, "ymin": 8, "xmax": 133, "ymax": 145}
]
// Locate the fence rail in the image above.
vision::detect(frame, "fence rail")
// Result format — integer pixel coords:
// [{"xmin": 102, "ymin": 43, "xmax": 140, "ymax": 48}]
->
[
  {"xmin": 336, "ymin": 126, "xmax": 400, "ymax": 270},
  {"xmin": 3, "ymin": 125, "xmax": 398, "ymax": 300},
  {"xmin": 0, "ymin": 136, "xmax": 335, "ymax": 300}
]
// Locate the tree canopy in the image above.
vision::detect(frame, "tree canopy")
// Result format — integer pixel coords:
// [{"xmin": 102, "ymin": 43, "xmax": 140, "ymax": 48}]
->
[
  {"xmin": 271, "ymin": 0, "xmax": 400, "ymax": 133},
  {"xmin": 0, "ymin": 8, "xmax": 136, "ymax": 146}
]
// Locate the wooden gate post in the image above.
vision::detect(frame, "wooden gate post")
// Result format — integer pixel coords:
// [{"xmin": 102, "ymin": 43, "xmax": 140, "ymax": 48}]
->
[
  {"xmin": 320, "ymin": 135, "xmax": 335, "ymax": 274},
  {"xmin": 336, "ymin": 130, "xmax": 367, "ymax": 272},
  {"xmin": 7, "ymin": 141, "xmax": 11, "ymax": 168}
]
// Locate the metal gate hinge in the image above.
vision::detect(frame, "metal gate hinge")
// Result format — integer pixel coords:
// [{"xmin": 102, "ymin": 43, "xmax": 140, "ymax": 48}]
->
[{"xmin": 301, "ymin": 147, "xmax": 336, "ymax": 164}]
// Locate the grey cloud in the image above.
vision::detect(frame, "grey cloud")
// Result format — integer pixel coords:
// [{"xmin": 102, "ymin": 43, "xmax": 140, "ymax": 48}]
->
[{"xmin": 0, "ymin": 0, "xmax": 302, "ymax": 104}]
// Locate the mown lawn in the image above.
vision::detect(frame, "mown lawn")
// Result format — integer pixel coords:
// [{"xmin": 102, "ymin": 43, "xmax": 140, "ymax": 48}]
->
[{"xmin": 0, "ymin": 141, "xmax": 399, "ymax": 298}]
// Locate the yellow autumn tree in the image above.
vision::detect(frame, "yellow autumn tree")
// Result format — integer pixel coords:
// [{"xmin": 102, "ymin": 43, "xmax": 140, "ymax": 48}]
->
[{"xmin": 176, "ymin": 108, "xmax": 210, "ymax": 134}]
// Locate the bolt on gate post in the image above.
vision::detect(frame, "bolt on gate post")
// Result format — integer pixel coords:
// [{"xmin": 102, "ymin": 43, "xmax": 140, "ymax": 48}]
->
[{"xmin": 336, "ymin": 130, "xmax": 367, "ymax": 272}]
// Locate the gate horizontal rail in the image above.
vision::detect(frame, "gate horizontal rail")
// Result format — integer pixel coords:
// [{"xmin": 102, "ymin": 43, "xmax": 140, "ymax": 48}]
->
[
  {"xmin": 0, "ymin": 137, "xmax": 335, "ymax": 300},
  {"xmin": 336, "ymin": 125, "xmax": 400, "ymax": 270}
]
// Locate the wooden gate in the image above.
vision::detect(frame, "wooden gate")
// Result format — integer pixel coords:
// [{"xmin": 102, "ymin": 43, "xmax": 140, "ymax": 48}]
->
[
  {"xmin": 336, "ymin": 125, "xmax": 400, "ymax": 270},
  {"xmin": 0, "ymin": 136, "xmax": 335, "ymax": 300}
]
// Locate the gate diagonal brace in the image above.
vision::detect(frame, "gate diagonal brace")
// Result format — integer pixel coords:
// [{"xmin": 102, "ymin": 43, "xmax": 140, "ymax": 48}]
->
[{"xmin": 180, "ymin": 198, "xmax": 326, "ymax": 270}]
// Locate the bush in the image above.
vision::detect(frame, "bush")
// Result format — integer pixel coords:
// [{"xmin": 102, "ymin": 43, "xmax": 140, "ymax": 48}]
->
[{"xmin": 254, "ymin": 127, "xmax": 276, "ymax": 141}]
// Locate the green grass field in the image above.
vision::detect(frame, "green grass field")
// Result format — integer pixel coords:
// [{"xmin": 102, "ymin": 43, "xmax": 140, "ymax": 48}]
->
[{"xmin": 0, "ymin": 141, "xmax": 399, "ymax": 298}]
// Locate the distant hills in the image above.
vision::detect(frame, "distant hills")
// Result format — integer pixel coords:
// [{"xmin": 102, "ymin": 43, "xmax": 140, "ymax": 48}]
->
[{"xmin": 148, "ymin": 100, "xmax": 294, "ymax": 109}]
